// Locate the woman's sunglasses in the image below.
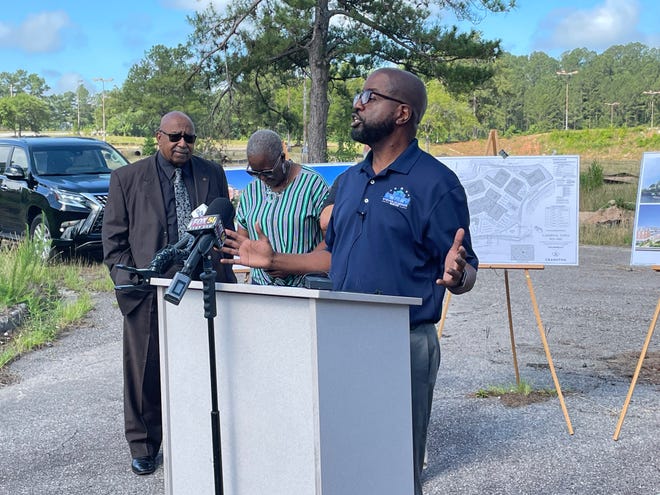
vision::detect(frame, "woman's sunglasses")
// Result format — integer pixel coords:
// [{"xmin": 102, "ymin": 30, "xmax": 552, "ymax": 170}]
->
[{"xmin": 246, "ymin": 155, "xmax": 284, "ymax": 178}]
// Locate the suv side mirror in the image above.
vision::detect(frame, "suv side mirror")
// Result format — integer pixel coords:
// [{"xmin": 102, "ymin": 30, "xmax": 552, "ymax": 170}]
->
[{"xmin": 4, "ymin": 165, "xmax": 26, "ymax": 180}]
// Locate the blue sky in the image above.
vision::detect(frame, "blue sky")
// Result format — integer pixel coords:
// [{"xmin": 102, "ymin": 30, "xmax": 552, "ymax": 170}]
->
[{"xmin": 3, "ymin": 0, "xmax": 660, "ymax": 96}]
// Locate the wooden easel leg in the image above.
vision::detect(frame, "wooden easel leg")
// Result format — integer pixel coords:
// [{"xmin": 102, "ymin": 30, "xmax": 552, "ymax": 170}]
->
[
  {"xmin": 524, "ymin": 269, "xmax": 574, "ymax": 435},
  {"xmin": 504, "ymin": 270, "xmax": 521, "ymax": 385},
  {"xmin": 613, "ymin": 296, "xmax": 660, "ymax": 441},
  {"xmin": 436, "ymin": 292, "xmax": 452, "ymax": 340}
]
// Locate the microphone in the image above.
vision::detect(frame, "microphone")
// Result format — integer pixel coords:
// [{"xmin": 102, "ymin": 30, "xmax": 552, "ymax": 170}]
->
[
  {"xmin": 146, "ymin": 202, "xmax": 210, "ymax": 274},
  {"xmin": 164, "ymin": 197, "xmax": 234, "ymax": 305},
  {"xmin": 113, "ymin": 202, "xmax": 217, "ymax": 291}
]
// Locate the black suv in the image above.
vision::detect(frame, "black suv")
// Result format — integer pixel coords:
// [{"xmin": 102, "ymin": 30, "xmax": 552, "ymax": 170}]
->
[{"xmin": 0, "ymin": 136, "xmax": 130, "ymax": 257}]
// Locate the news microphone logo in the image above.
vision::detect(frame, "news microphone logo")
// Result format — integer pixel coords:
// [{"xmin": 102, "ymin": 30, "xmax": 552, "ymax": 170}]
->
[
  {"xmin": 186, "ymin": 214, "xmax": 227, "ymax": 245},
  {"xmin": 164, "ymin": 197, "xmax": 233, "ymax": 305}
]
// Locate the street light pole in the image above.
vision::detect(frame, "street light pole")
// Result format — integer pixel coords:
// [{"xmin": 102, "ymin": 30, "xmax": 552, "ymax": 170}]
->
[
  {"xmin": 556, "ymin": 70, "xmax": 578, "ymax": 130},
  {"xmin": 605, "ymin": 102, "xmax": 619, "ymax": 127},
  {"xmin": 643, "ymin": 90, "xmax": 660, "ymax": 128},
  {"xmin": 93, "ymin": 77, "xmax": 114, "ymax": 140}
]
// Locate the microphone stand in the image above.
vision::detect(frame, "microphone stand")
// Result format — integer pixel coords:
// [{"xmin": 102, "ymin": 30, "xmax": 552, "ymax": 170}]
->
[{"xmin": 199, "ymin": 255, "xmax": 224, "ymax": 495}]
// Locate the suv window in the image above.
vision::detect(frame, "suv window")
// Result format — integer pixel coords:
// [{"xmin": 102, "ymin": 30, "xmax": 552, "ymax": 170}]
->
[
  {"xmin": 33, "ymin": 147, "xmax": 123, "ymax": 175},
  {"xmin": 10, "ymin": 147, "xmax": 29, "ymax": 173},
  {"xmin": 0, "ymin": 145, "xmax": 10, "ymax": 173}
]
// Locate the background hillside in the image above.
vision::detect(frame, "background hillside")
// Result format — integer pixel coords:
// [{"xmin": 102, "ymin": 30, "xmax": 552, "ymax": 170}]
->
[{"xmin": 430, "ymin": 128, "xmax": 660, "ymax": 175}]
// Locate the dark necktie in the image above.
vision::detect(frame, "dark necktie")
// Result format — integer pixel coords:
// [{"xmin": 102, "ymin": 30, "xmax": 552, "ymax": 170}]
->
[{"xmin": 173, "ymin": 167, "xmax": 192, "ymax": 239}]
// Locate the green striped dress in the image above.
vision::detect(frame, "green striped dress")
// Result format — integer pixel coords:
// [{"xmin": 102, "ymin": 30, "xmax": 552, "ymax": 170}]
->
[{"xmin": 236, "ymin": 165, "xmax": 329, "ymax": 286}]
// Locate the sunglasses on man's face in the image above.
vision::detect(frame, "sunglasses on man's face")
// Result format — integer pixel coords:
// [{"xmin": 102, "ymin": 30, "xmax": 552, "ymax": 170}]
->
[
  {"xmin": 246, "ymin": 155, "xmax": 284, "ymax": 179},
  {"xmin": 158, "ymin": 129, "xmax": 197, "ymax": 144},
  {"xmin": 353, "ymin": 89, "xmax": 407, "ymax": 107}
]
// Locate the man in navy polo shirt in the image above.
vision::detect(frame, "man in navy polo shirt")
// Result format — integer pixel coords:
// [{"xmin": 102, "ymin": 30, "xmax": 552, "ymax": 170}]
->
[{"xmin": 223, "ymin": 67, "xmax": 478, "ymax": 495}]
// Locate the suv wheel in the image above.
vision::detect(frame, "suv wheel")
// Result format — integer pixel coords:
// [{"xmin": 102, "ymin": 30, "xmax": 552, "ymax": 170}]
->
[{"xmin": 29, "ymin": 214, "xmax": 56, "ymax": 260}]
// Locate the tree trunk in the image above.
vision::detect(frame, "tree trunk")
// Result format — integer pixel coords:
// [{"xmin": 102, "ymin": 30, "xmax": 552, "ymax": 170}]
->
[{"xmin": 307, "ymin": 0, "xmax": 330, "ymax": 163}]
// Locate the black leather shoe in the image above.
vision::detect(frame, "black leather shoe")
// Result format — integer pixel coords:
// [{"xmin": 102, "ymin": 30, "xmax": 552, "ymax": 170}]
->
[{"xmin": 131, "ymin": 456, "xmax": 156, "ymax": 475}]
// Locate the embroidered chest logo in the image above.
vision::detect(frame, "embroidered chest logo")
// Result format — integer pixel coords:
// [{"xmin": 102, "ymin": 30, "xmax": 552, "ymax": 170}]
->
[{"xmin": 382, "ymin": 187, "xmax": 411, "ymax": 209}]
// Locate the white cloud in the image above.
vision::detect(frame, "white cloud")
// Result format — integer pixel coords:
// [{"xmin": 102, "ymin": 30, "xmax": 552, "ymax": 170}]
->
[
  {"xmin": 162, "ymin": 0, "xmax": 231, "ymax": 11},
  {"xmin": 535, "ymin": 0, "xmax": 642, "ymax": 53},
  {"xmin": 52, "ymin": 72, "xmax": 90, "ymax": 94},
  {"xmin": 0, "ymin": 11, "xmax": 71, "ymax": 53}
]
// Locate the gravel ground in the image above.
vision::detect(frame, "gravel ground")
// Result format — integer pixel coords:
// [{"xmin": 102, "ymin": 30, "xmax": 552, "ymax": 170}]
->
[{"xmin": 0, "ymin": 245, "xmax": 658, "ymax": 495}]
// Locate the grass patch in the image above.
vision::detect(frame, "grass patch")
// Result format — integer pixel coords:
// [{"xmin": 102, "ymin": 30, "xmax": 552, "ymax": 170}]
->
[
  {"xmin": 580, "ymin": 221, "xmax": 634, "ymax": 247},
  {"xmin": 0, "ymin": 239, "xmax": 113, "ymax": 369},
  {"xmin": 473, "ymin": 380, "xmax": 558, "ymax": 408},
  {"xmin": 580, "ymin": 161, "xmax": 604, "ymax": 193},
  {"xmin": 474, "ymin": 379, "xmax": 539, "ymax": 398}
]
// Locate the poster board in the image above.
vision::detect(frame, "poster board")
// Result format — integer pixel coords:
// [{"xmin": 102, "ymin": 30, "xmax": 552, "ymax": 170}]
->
[
  {"xmin": 438, "ymin": 155, "xmax": 580, "ymax": 266},
  {"xmin": 630, "ymin": 152, "xmax": 660, "ymax": 266}
]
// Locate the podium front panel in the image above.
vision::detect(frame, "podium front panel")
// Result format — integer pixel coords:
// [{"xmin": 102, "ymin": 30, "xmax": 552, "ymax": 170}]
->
[{"xmin": 157, "ymin": 282, "xmax": 417, "ymax": 495}]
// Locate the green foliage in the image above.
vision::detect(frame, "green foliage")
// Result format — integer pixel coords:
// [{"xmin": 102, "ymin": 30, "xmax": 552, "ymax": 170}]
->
[
  {"xmin": 580, "ymin": 181, "xmax": 637, "ymax": 212},
  {"xmin": 113, "ymin": 45, "xmax": 211, "ymax": 137},
  {"xmin": 0, "ymin": 69, "xmax": 50, "ymax": 97},
  {"xmin": 142, "ymin": 135, "xmax": 157, "ymax": 156},
  {"xmin": 188, "ymin": 0, "xmax": 514, "ymax": 161},
  {"xmin": 0, "ymin": 239, "xmax": 111, "ymax": 368},
  {"xmin": 194, "ymin": 138, "xmax": 229, "ymax": 164},
  {"xmin": 580, "ymin": 161, "xmax": 604, "ymax": 193},
  {"xmin": 0, "ymin": 239, "xmax": 53, "ymax": 309},
  {"xmin": 634, "ymin": 132, "xmax": 660, "ymax": 148},
  {"xmin": 580, "ymin": 222, "xmax": 633, "ymax": 247},
  {"xmin": 0, "ymin": 93, "xmax": 51, "ymax": 135},
  {"xmin": 474, "ymin": 379, "xmax": 556, "ymax": 398},
  {"xmin": 7, "ymin": 33, "xmax": 660, "ymax": 148}
]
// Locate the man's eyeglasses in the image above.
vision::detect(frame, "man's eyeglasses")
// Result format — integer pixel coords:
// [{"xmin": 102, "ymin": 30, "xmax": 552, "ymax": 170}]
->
[
  {"xmin": 353, "ymin": 89, "xmax": 407, "ymax": 107},
  {"xmin": 158, "ymin": 129, "xmax": 197, "ymax": 144},
  {"xmin": 246, "ymin": 155, "xmax": 284, "ymax": 179}
]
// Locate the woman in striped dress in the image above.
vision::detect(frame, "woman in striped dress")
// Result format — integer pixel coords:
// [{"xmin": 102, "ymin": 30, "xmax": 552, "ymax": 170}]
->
[{"xmin": 235, "ymin": 129, "xmax": 329, "ymax": 286}]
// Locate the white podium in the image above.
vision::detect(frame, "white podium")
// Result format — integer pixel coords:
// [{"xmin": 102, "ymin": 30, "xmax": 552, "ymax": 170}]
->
[{"xmin": 154, "ymin": 280, "xmax": 421, "ymax": 495}]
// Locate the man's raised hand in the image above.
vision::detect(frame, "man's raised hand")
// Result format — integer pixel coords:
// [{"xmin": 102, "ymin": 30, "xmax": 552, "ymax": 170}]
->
[{"xmin": 436, "ymin": 228, "xmax": 467, "ymax": 287}]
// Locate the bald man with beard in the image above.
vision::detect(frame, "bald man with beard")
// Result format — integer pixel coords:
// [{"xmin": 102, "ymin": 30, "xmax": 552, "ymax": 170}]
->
[{"xmin": 222, "ymin": 68, "xmax": 478, "ymax": 494}]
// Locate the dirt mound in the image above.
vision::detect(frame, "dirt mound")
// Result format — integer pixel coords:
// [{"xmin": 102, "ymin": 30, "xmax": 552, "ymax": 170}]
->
[{"xmin": 579, "ymin": 204, "xmax": 634, "ymax": 226}]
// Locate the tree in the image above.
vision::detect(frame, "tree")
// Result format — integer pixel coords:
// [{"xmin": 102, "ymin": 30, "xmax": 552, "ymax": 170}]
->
[
  {"xmin": 420, "ymin": 79, "xmax": 477, "ymax": 147},
  {"xmin": 48, "ymin": 92, "xmax": 76, "ymax": 131},
  {"xmin": 188, "ymin": 0, "xmax": 514, "ymax": 162},
  {"xmin": 113, "ymin": 44, "xmax": 211, "ymax": 136},
  {"xmin": 0, "ymin": 93, "xmax": 51, "ymax": 135},
  {"xmin": 0, "ymin": 70, "xmax": 50, "ymax": 98}
]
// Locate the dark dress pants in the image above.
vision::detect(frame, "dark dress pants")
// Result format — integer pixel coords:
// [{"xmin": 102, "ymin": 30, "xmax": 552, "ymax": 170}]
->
[
  {"xmin": 410, "ymin": 322, "xmax": 441, "ymax": 495},
  {"xmin": 123, "ymin": 291, "xmax": 162, "ymax": 459}
]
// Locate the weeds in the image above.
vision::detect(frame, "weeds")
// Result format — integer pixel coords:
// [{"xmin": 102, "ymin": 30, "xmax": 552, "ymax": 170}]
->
[
  {"xmin": 580, "ymin": 161, "xmax": 604, "ymax": 192},
  {"xmin": 474, "ymin": 379, "xmax": 557, "ymax": 399},
  {"xmin": 0, "ymin": 238, "xmax": 113, "ymax": 369}
]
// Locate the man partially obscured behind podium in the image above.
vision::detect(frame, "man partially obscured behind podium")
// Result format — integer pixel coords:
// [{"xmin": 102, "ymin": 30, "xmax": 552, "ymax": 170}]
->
[
  {"xmin": 221, "ymin": 68, "xmax": 478, "ymax": 494},
  {"xmin": 102, "ymin": 111, "xmax": 235, "ymax": 476}
]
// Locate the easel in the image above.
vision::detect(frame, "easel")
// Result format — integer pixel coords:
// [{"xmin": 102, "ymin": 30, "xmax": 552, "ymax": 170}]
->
[
  {"xmin": 612, "ymin": 265, "xmax": 660, "ymax": 440},
  {"xmin": 437, "ymin": 130, "xmax": 574, "ymax": 435}
]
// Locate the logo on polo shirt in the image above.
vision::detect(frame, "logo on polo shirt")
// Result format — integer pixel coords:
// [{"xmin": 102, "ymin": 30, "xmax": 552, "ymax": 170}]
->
[{"xmin": 382, "ymin": 187, "xmax": 410, "ymax": 209}]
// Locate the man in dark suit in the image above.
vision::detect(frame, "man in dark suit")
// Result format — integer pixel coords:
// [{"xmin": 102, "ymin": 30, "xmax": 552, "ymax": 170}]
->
[{"xmin": 102, "ymin": 111, "xmax": 236, "ymax": 475}]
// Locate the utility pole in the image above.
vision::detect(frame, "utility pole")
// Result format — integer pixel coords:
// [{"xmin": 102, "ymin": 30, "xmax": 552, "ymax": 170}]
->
[
  {"xmin": 643, "ymin": 90, "xmax": 660, "ymax": 128},
  {"xmin": 93, "ymin": 77, "xmax": 114, "ymax": 140},
  {"xmin": 556, "ymin": 70, "xmax": 578, "ymax": 130},
  {"xmin": 605, "ymin": 102, "xmax": 619, "ymax": 127}
]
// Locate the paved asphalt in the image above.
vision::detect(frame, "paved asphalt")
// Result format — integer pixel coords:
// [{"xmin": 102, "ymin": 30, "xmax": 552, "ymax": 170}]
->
[{"xmin": 0, "ymin": 245, "xmax": 658, "ymax": 494}]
